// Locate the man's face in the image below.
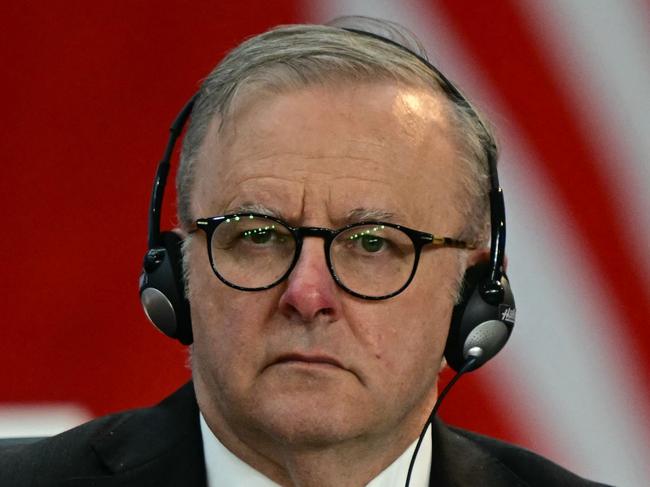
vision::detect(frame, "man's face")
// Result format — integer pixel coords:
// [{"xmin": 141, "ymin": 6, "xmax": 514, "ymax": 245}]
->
[{"xmin": 187, "ymin": 81, "xmax": 467, "ymax": 450}]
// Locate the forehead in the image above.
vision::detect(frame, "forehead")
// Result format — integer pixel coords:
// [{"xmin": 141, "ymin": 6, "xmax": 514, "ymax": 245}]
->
[{"xmin": 191, "ymin": 82, "xmax": 465, "ymax": 230}]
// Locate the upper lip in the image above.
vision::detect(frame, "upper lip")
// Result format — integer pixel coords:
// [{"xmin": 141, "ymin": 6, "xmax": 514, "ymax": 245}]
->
[{"xmin": 273, "ymin": 353, "xmax": 344, "ymax": 369}]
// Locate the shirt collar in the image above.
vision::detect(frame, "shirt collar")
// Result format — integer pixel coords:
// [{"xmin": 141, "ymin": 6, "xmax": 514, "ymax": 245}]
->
[{"xmin": 200, "ymin": 411, "xmax": 431, "ymax": 487}]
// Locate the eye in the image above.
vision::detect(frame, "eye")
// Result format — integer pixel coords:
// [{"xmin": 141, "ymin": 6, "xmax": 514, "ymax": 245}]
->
[
  {"xmin": 244, "ymin": 227, "xmax": 273, "ymax": 244},
  {"xmin": 212, "ymin": 216, "xmax": 295, "ymax": 254},
  {"xmin": 360, "ymin": 234, "xmax": 385, "ymax": 253},
  {"xmin": 336, "ymin": 224, "xmax": 413, "ymax": 260},
  {"xmin": 241, "ymin": 226, "xmax": 288, "ymax": 245},
  {"xmin": 344, "ymin": 227, "xmax": 391, "ymax": 255}
]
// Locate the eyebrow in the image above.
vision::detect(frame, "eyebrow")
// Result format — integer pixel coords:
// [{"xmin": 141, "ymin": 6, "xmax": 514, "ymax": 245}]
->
[
  {"xmin": 344, "ymin": 208, "xmax": 399, "ymax": 223},
  {"xmin": 224, "ymin": 204, "xmax": 404, "ymax": 226},
  {"xmin": 225, "ymin": 202, "xmax": 283, "ymax": 219}
]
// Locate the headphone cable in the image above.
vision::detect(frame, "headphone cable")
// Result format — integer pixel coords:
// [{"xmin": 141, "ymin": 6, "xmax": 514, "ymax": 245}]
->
[{"xmin": 404, "ymin": 356, "xmax": 478, "ymax": 487}]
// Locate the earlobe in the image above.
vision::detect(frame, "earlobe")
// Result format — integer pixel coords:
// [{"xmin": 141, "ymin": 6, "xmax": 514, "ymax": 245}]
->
[
  {"xmin": 438, "ymin": 357, "xmax": 448, "ymax": 373},
  {"xmin": 172, "ymin": 227, "xmax": 189, "ymax": 239}
]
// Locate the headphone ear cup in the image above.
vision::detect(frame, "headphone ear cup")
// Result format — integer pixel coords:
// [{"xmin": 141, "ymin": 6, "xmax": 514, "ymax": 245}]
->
[
  {"xmin": 445, "ymin": 261, "xmax": 515, "ymax": 372},
  {"xmin": 139, "ymin": 231, "xmax": 193, "ymax": 345}
]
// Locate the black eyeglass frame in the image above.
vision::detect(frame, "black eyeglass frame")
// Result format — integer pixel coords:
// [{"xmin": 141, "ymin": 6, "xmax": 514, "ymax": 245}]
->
[{"xmin": 189, "ymin": 213, "xmax": 476, "ymax": 301}]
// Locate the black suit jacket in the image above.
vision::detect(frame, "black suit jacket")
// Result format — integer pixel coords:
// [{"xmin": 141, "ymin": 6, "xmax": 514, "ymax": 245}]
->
[{"xmin": 0, "ymin": 382, "xmax": 611, "ymax": 486}]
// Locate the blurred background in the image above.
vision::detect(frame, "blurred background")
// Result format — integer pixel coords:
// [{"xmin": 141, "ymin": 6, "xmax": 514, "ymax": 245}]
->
[{"xmin": 1, "ymin": 1, "xmax": 648, "ymax": 485}]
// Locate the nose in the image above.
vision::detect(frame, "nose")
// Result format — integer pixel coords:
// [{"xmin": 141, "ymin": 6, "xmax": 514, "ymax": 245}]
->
[{"xmin": 278, "ymin": 238, "xmax": 342, "ymax": 323}]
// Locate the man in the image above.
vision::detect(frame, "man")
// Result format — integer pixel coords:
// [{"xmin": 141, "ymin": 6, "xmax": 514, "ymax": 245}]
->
[{"xmin": 1, "ymin": 17, "xmax": 608, "ymax": 487}]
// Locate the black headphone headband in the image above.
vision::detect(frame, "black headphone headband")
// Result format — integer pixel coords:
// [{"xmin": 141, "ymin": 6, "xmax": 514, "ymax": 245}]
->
[
  {"xmin": 148, "ymin": 96, "xmax": 197, "ymax": 249},
  {"xmin": 139, "ymin": 27, "xmax": 515, "ymax": 370}
]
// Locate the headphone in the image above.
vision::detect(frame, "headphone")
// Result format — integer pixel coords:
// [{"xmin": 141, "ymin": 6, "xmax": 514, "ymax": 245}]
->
[{"xmin": 138, "ymin": 29, "xmax": 516, "ymax": 371}]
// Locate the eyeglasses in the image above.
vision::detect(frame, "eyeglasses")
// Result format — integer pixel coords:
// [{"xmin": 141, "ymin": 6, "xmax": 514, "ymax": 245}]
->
[{"xmin": 190, "ymin": 213, "xmax": 475, "ymax": 300}]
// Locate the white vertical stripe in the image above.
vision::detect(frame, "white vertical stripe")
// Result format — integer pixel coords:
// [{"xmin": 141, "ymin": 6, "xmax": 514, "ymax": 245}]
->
[
  {"xmin": 521, "ymin": 0, "xmax": 650, "ymax": 281},
  {"xmin": 306, "ymin": 1, "xmax": 650, "ymax": 485},
  {"xmin": 498, "ymin": 140, "xmax": 650, "ymax": 487}
]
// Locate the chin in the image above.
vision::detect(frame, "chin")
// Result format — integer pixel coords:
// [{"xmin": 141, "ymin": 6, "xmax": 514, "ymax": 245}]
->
[{"xmin": 248, "ymin": 389, "xmax": 373, "ymax": 447}]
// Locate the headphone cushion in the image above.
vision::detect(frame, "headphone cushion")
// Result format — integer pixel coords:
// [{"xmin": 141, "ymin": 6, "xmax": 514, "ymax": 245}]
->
[
  {"xmin": 139, "ymin": 231, "xmax": 193, "ymax": 344},
  {"xmin": 445, "ymin": 262, "xmax": 515, "ymax": 372}
]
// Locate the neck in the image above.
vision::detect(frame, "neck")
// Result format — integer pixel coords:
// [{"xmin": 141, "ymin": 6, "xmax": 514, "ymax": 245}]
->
[{"xmin": 195, "ymin": 383, "xmax": 437, "ymax": 487}]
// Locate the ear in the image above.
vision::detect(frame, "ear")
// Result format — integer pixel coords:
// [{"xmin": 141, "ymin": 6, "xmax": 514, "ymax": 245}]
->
[
  {"xmin": 466, "ymin": 247, "xmax": 508, "ymax": 273},
  {"xmin": 438, "ymin": 356, "xmax": 448, "ymax": 374}
]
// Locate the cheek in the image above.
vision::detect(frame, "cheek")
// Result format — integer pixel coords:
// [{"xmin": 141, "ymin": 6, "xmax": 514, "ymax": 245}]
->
[
  {"xmin": 346, "ymin": 295, "xmax": 451, "ymax": 379},
  {"xmin": 358, "ymin": 259, "xmax": 457, "ymax": 373},
  {"xmin": 186, "ymin": 243, "xmax": 277, "ymax": 376}
]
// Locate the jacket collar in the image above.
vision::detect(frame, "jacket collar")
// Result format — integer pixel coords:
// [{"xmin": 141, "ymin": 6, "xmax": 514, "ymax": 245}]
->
[
  {"xmin": 430, "ymin": 418, "xmax": 526, "ymax": 486},
  {"xmin": 55, "ymin": 382, "xmax": 523, "ymax": 487},
  {"xmin": 59, "ymin": 382, "xmax": 206, "ymax": 487}
]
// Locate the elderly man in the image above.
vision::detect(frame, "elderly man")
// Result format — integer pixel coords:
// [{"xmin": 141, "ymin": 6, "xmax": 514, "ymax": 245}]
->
[{"xmin": 1, "ymin": 17, "xmax": 607, "ymax": 487}]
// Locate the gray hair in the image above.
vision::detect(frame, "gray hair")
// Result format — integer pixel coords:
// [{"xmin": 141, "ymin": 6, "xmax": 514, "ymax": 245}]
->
[{"xmin": 177, "ymin": 16, "xmax": 495, "ymax": 246}]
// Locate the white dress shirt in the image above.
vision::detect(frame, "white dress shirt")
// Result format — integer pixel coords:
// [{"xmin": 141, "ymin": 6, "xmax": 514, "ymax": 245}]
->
[{"xmin": 200, "ymin": 412, "xmax": 431, "ymax": 486}]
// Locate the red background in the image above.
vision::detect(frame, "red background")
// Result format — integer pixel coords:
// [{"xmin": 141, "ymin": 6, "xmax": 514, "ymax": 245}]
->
[
  {"xmin": 0, "ymin": 0, "xmax": 502, "ymax": 432},
  {"xmin": 0, "ymin": 1, "xmax": 303, "ymax": 415},
  {"xmin": 3, "ymin": 6, "xmax": 648, "ymax": 475}
]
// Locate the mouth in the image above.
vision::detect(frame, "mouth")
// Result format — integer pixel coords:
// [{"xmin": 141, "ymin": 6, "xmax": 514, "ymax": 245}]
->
[{"xmin": 272, "ymin": 353, "xmax": 344, "ymax": 370}]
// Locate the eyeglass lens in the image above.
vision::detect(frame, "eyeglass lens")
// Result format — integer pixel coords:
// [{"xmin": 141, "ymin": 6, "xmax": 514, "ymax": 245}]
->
[{"xmin": 330, "ymin": 224, "xmax": 416, "ymax": 297}]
